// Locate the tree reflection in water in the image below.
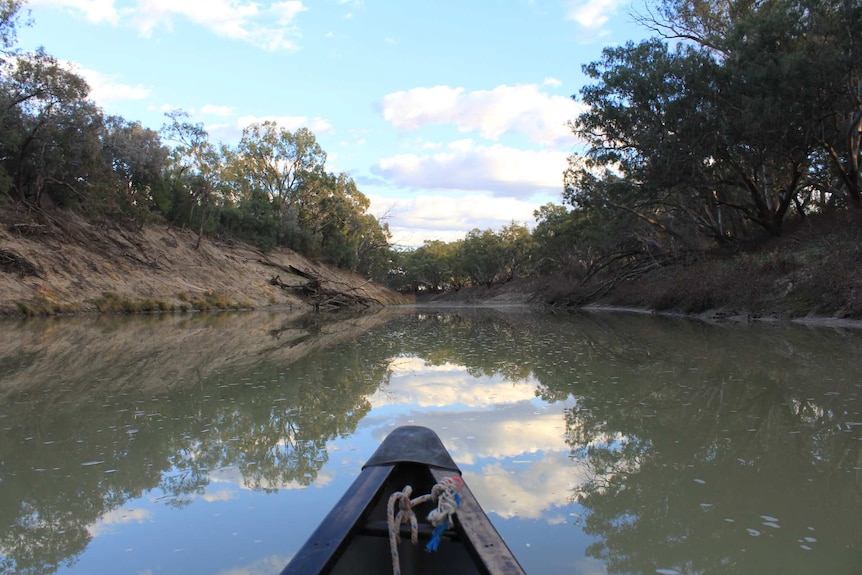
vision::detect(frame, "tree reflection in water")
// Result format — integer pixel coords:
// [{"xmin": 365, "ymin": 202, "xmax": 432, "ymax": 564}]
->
[
  {"xmin": 531, "ymin": 315, "xmax": 862, "ymax": 575},
  {"xmin": 0, "ymin": 309, "xmax": 860, "ymax": 574},
  {"xmin": 0, "ymin": 312, "xmax": 394, "ymax": 575},
  {"xmin": 360, "ymin": 310, "xmax": 862, "ymax": 574}
]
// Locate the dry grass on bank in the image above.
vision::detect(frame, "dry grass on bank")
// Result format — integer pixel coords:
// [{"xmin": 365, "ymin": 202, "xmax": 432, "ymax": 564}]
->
[{"xmin": 578, "ymin": 211, "xmax": 862, "ymax": 320}]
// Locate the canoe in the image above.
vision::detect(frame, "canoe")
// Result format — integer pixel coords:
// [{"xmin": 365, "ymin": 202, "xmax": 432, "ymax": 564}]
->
[{"xmin": 280, "ymin": 425, "xmax": 526, "ymax": 575}]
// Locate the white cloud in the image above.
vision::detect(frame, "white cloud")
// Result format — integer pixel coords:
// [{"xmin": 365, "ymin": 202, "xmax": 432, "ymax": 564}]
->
[
  {"xmin": 37, "ymin": 0, "xmax": 308, "ymax": 51},
  {"xmin": 386, "ymin": 226, "xmax": 473, "ymax": 248},
  {"xmin": 370, "ymin": 359, "xmax": 538, "ymax": 407},
  {"xmin": 369, "ymin": 191, "xmax": 544, "ymax": 247},
  {"xmin": 381, "ymin": 84, "xmax": 581, "ymax": 147},
  {"xmin": 131, "ymin": 0, "xmax": 307, "ymax": 51},
  {"xmin": 88, "ymin": 507, "xmax": 152, "ymax": 536},
  {"xmin": 367, "ymin": 404, "xmax": 577, "ymax": 469},
  {"xmin": 363, "ymin": 416, "xmax": 584, "ymax": 522},
  {"xmin": 383, "ymin": 85, "xmax": 463, "ymax": 129},
  {"xmin": 443, "ymin": 415, "xmax": 571, "ymax": 464},
  {"xmin": 235, "ymin": 114, "xmax": 332, "ymax": 134},
  {"xmin": 61, "ymin": 61, "xmax": 151, "ymax": 105},
  {"xmin": 29, "ymin": 0, "xmax": 119, "ymax": 24},
  {"xmin": 466, "ymin": 453, "xmax": 587, "ymax": 520},
  {"xmin": 201, "ymin": 104, "xmax": 235, "ymax": 117},
  {"xmin": 215, "ymin": 554, "xmax": 293, "ymax": 575},
  {"xmin": 372, "ymin": 140, "xmax": 568, "ymax": 197},
  {"xmin": 564, "ymin": 0, "xmax": 626, "ymax": 30},
  {"xmin": 202, "ymin": 489, "xmax": 237, "ymax": 502},
  {"xmin": 543, "ymin": 77, "xmax": 563, "ymax": 88},
  {"xmin": 209, "ymin": 462, "xmax": 336, "ymax": 491},
  {"xmin": 362, "ymin": 380, "xmax": 586, "ymax": 522}
]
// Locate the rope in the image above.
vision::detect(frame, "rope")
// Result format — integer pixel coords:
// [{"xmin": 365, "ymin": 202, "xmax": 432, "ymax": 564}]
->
[
  {"xmin": 425, "ymin": 476, "xmax": 463, "ymax": 551},
  {"xmin": 386, "ymin": 476, "xmax": 464, "ymax": 575}
]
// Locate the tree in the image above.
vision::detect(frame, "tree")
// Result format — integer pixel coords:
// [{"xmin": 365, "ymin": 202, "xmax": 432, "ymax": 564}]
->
[
  {"xmin": 0, "ymin": 0, "xmax": 26, "ymax": 56},
  {"xmin": 161, "ymin": 110, "xmax": 224, "ymax": 247},
  {"xmin": 351, "ymin": 213, "xmax": 393, "ymax": 281},
  {"xmin": 101, "ymin": 115, "xmax": 169, "ymax": 216},
  {"xmin": 532, "ymin": 203, "xmax": 582, "ymax": 274},
  {"xmin": 1, "ymin": 48, "xmax": 103, "ymax": 207},
  {"xmin": 637, "ymin": 0, "xmax": 862, "ymax": 210},
  {"xmin": 802, "ymin": 0, "xmax": 862, "ymax": 208},
  {"xmin": 460, "ymin": 228, "xmax": 505, "ymax": 287},
  {"xmin": 498, "ymin": 222, "xmax": 535, "ymax": 281},
  {"xmin": 571, "ymin": 36, "xmax": 810, "ymax": 240},
  {"xmin": 571, "ymin": 0, "xmax": 862, "ymax": 242},
  {"xmin": 399, "ymin": 240, "xmax": 461, "ymax": 292},
  {"xmin": 231, "ymin": 122, "xmax": 326, "ymax": 220}
]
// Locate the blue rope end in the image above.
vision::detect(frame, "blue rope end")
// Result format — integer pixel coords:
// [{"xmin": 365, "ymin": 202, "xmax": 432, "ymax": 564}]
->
[{"xmin": 425, "ymin": 523, "xmax": 447, "ymax": 552}]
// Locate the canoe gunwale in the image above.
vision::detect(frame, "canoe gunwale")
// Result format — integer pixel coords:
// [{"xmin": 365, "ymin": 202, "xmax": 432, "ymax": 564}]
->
[
  {"xmin": 278, "ymin": 463, "xmax": 395, "ymax": 575},
  {"xmin": 280, "ymin": 426, "xmax": 526, "ymax": 575},
  {"xmin": 430, "ymin": 466, "xmax": 526, "ymax": 575}
]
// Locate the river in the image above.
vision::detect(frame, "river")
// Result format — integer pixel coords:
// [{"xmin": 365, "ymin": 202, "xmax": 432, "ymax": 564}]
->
[{"xmin": 0, "ymin": 308, "xmax": 860, "ymax": 574}]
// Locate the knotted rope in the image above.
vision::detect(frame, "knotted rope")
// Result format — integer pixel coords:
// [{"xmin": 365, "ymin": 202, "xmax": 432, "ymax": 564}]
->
[{"xmin": 386, "ymin": 476, "xmax": 464, "ymax": 575}]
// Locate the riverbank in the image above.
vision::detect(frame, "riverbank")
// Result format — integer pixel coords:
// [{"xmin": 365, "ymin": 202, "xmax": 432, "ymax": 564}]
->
[
  {"xmin": 0, "ymin": 206, "xmax": 411, "ymax": 316},
  {"xmin": 3, "ymin": 205, "xmax": 859, "ymax": 324},
  {"xmin": 420, "ymin": 211, "xmax": 862, "ymax": 328}
]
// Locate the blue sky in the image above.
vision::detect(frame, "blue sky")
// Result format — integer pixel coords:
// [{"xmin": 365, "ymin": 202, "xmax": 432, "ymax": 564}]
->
[{"xmin": 17, "ymin": 0, "xmax": 645, "ymax": 247}]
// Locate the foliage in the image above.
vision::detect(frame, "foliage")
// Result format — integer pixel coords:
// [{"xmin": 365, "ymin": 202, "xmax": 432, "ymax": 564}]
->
[
  {"xmin": 0, "ymin": 312, "xmax": 394, "ymax": 574},
  {"xmin": 394, "ymin": 240, "xmax": 463, "ymax": 291},
  {"xmin": 570, "ymin": 0, "xmax": 861, "ymax": 241},
  {"xmin": 0, "ymin": 3, "xmax": 393, "ymax": 281},
  {"xmin": 527, "ymin": 0, "xmax": 862, "ymax": 298},
  {"xmin": 227, "ymin": 122, "xmax": 326, "ymax": 221},
  {"xmin": 390, "ymin": 222, "xmax": 535, "ymax": 292},
  {"xmin": 0, "ymin": 0, "xmax": 25, "ymax": 55},
  {"xmin": 1, "ymin": 47, "xmax": 103, "ymax": 208},
  {"xmin": 5, "ymin": 0, "xmax": 861, "ymax": 300},
  {"xmin": 394, "ymin": 1, "xmax": 860, "ymax": 296}
]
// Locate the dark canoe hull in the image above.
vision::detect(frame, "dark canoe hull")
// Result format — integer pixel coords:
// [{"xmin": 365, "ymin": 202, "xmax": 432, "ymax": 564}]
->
[{"xmin": 280, "ymin": 426, "xmax": 526, "ymax": 575}]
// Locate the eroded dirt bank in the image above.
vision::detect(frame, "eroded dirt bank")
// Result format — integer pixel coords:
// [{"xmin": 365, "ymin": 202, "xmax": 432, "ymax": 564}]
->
[{"xmin": 0, "ymin": 207, "xmax": 411, "ymax": 315}]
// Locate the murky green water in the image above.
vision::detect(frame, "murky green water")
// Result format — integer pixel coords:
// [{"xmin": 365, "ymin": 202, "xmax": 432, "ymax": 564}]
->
[{"xmin": 1, "ymin": 308, "xmax": 860, "ymax": 574}]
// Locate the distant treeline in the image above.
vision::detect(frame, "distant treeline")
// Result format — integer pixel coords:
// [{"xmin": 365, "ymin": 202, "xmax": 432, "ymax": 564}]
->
[
  {"xmin": 0, "ymin": 1, "xmax": 391, "ymax": 280},
  {"xmin": 391, "ymin": 0, "xmax": 861, "ymax": 293}
]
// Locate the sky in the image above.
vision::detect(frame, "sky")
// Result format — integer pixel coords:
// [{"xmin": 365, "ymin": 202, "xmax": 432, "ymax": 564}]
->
[{"xmin": 15, "ymin": 0, "xmax": 647, "ymax": 248}]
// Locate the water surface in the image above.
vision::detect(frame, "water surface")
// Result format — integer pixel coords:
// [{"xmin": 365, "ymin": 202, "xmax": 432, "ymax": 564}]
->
[{"xmin": 1, "ymin": 309, "xmax": 860, "ymax": 574}]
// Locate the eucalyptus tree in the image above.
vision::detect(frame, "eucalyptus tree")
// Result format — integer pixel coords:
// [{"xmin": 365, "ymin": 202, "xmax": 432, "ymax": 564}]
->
[
  {"xmin": 803, "ymin": 0, "xmax": 862, "ymax": 208},
  {"xmin": 161, "ymin": 110, "xmax": 224, "ymax": 247},
  {"xmin": 225, "ymin": 123, "xmax": 392, "ymax": 273},
  {"xmin": 231, "ymin": 121, "xmax": 326, "ymax": 222},
  {"xmin": 570, "ymin": 37, "xmax": 801, "ymax": 240},
  {"xmin": 308, "ymin": 173, "xmax": 391, "ymax": 275},
  {"xmin": 460, "ymin": 228, "xmax": 505, "ymax": 287},
  {"xmin": 532, "ymin": 203, "xmax": 605, "ymax": 276},
  {"xmin": 569, "ymin": 0, "xmax": 861, "ymax": 242},
  {"xmin": 353, "ymin": 213, "xmax": 393, "ymax": 281},
  {"xmin": 637, "ymin": 0, "xmax": 862, "ymax": 210},
  {"xmin": 290, "ymin": 169, "xmax": 359, "ymax": 257},
  {"xmin": 400, "ymin": 240, "xmax": 460, "ymax": 292},
  {"xmin": 1, "ymin": 47, "xmax": 104, "ymax": 208},
  {"xmin": 498, "ymin": 222, "xmax": 534, "ymax": 281},
  {"xmin": 0, "ymin": 0, "xmax": 25, "ymax": 55},
  {"xmin": 101, "ymin": 115, "xmax": 170, "ymax": 216}
]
